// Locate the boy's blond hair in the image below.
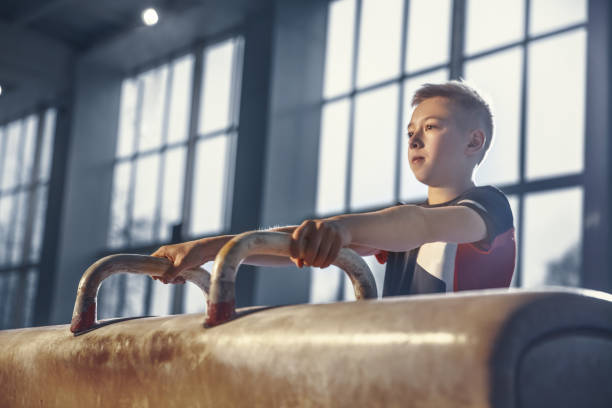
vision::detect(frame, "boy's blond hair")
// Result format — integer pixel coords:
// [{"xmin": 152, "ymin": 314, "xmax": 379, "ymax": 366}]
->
[{"xmin": 412, "ymin": 80, "xmax": 493, "ymax": 164}]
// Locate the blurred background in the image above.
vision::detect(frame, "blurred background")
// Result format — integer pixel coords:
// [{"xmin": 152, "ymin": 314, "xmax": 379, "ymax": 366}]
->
[{"xmin": 0, "ymin": 0, "xmax": 609, "ymax": 329}]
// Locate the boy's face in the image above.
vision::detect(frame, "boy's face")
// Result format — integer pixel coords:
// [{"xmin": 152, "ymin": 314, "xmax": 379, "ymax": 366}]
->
[{"xmin": 407, "ymin": 96, "xmax": 471, "ymax": 186}]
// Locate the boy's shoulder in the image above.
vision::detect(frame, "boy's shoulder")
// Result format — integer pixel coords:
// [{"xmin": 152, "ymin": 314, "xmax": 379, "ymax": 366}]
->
[
  {"xmin": 455, "ymin": 185, "xmax": 509, "ymax": 204},
  {"xmin": 415, "ymin": 185, "xmax": 509, "ymax": 208}
]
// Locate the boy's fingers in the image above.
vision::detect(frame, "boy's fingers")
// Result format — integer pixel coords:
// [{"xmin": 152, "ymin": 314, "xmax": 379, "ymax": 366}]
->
[
  {"xmin": 304, "ymin": 231, "xmax": 323, "ymax": 266},
  {"xmin": 289, "ymin": 236, "xmax": 298, "ymax": 259},
  {"xmin": 289, "ymin": 256, "xmax": 304, "ymax": 268},
  {"xmin": 295, "ymin": 222, "xmax": 314, "ymax": 260},
  {"xmin": 312, "ymin": 236, "xmax": 332, "ymax": 267},
  {"xmin": 162, "ymin": 263, "xmax": 181, "ymax": 282},
  {"xmin": 151, "ymin": 245, "xmax": 170, "ymax": 257},
  {"xmin": 322, "ymin": 240, "xmax": 342, "ymax": 268}
]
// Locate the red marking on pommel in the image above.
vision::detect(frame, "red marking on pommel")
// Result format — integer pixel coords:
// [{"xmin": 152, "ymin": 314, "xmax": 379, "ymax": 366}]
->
[
  {"xmin": 70, "ymin": 302, "xmax": 96, "ymax": 333},
  {"xmin": 205, "ymin": 300, "xmax": 235, "ymax": 327},
  {"xmin": 375, "ymin": 250, "xmax": 388, "ymax": 264}
]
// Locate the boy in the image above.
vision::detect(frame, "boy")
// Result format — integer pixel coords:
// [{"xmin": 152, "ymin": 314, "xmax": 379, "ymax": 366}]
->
[{"xmin": 152, "ymin": 81, "xmax": 516, "ymax": 296}]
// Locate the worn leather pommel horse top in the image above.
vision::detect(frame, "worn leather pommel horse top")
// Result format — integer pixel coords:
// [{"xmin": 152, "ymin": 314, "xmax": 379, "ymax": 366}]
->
[{"xmin": 1, "ymin": 231, "xmax": 611, "ymax": 407}]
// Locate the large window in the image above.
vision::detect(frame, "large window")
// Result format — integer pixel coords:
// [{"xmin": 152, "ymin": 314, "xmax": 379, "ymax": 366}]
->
[
  {"xmin": 101, "ymin": 37, "xmax": 244, "ymax": 319},
  {"xmin": 0, "ymin": 109, "xmax": 56, "ymax": 329},
  {"xmin": 312, "ymin": 0, "xmax": 587, "ymax": 302}
]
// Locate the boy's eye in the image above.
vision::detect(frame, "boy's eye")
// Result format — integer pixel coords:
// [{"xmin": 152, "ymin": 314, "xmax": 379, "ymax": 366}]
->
[
  {"xmin": 407, "ymin": 131, "xmax": 414, "ymax": 138},
  {"xmin": 426, "ymin": 124, "xmax": 435, "ymax": 130}
]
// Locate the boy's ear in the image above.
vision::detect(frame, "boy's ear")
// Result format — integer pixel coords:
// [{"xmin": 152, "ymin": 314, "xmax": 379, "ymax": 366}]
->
[{"xmin": 466, "ymin": 129, "xmax": 485, "ymax": 156}]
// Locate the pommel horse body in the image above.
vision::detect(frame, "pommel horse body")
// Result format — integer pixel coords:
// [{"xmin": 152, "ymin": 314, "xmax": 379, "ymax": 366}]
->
[{"xmin": 1, "ymin": 231, "xmax": 611, "ymax": 407}]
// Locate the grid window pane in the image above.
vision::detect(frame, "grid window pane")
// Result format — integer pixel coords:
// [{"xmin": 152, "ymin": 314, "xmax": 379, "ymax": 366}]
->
[
  {"xmin": 530, "ymin": 0, "xmax": 587, "ymax": 36},
  {"xmin": 1, "ymin": 121, "xmax": 23, "ymax": 192},
  {"xmin": 507, "ymin": 195, "xmax": 520, "ymax": 287},
  {"xmin": 351, "ymin": 84, "xmax": 398, "ymax": 210},
  {"xmin": 131, "ymin": 154, "xmax": 160, "ymax": 244},
  {"xmin": 39, "ymin": 109, "xmax": 56, "ymax": 182},
  {"xmin": 199, "ymin": 40, "xmax": 237, "ymax": 134},
  {"xmin": 310, "ymin": 265, "xmax": 343, "ymax": 304},
  {"xmin": 116, "ymin": 79, "xmax": 138, "ymax": 158},
  {"xmin": 401, "ymin": 70, "xmax": 449, "ymax": 202},
  {"xmin": 30, "ymin": 185, "xmax": 48, "ymax": 262},
  {"xmin": 0, "ymin": 109, "xmax": 55, "ymax": 329},
  {"xmin": 150, "ymin": 279, "xmax": 173, "ymax": 316},
  {"xmin": 0, "ymin": 126, "xmax": 4, "ymax": 166},
  {"xmin": 465, "ymin": 0, "xmax": 524, "ymax": 55},
  {"xmin": 323, "ymin": 0, "xmax": 356, "ymax": 98},
  {"xmin": 11, "ymin": 191, "xmax": 27, "ymax": 264},
  {"xmin": 109, "ymin": 161, "xmax": 132, "ymax": 248},
  {"xmin": 0, "ymin": 194, "xmax": 14, "ymax": 264},
  {"xmin": 190, "ymin": 135, "xmax": 231, "ymax": 235},
  {"xmin": 356, "ymin": 0, "xmax": 403, "ymax": 88},
  {"xmin": 122, "ymin": 274, "xmax": 147, "ymax": 317},
  {"xmin": 23, "ymin": 269, "xmax": 38, "ymax": 327},
  {"xmin": 522, "ymin": 187, "xmax": 582, "ymax": 287},
  {"xmin": 0, "ymin": 272, "xmax": 17, "ymax": 329},
  {"xmin": 138, "ymin": 65, "xmax": 169, "ymax": 152},
  {"xmin": 311, "ymin": 255, "xmax": 388, "ymax": 303},
  {"xmin": 526, "ymin": 29, "xmax": 586, "ymax": 180},
  {"xmin": 167, "ymin": 54, "xmax": 194, "ymax": 144},
  {"xmin": 183, "ymin": 261, "xmax": 212, "ymax": 313},
  {"xmin": 405, "ymin": 0, "xmax": 451, "ymax": 72},
  {"xmin": 465, "ymin": 47, "xmax": 522, "ymax": 186},
  {"xmin": 19, "ymin": 115, "xmax": 38, "ymax": 186},
  {"xmin": 159, "ymin": 146, "xmax": 186, "ymax": 242},
  {"xmin": 316, "ymin": 98, "xmax": 350, "ymax": 216},
  {"xmin": 98, "ymin": 274, "xmax": 121, "ymax": 319}
]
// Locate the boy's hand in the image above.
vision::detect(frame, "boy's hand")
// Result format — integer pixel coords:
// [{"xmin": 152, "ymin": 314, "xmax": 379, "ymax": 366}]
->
[
  {"xmin": 151, "ymin": 239, "xmax": 214, "ymax": 284},
  {"xmin": 290, "ymin": 219, "xmax": 351, "ymax": 269}
]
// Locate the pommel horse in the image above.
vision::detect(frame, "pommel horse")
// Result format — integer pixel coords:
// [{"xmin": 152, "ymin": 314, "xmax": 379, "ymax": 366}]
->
[{"xmin": 1, "ymin": 231, "xmax": 611, "ymax": 407}]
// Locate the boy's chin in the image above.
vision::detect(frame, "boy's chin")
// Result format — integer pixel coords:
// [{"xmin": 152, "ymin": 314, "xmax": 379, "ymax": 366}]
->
[
  {"xmin": 413, "ymin": 172, "xmax": 443, "ymax": 187},
  {"xmin": 411, "ymin": 171, "xmax": 430, "ymax": 185}
]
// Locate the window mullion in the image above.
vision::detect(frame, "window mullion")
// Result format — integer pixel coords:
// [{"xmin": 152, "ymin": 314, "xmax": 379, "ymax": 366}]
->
[
  {"xmin": 222, "ymin": 38, "xmax": 244, "ymax": 231},
  {"xmin": 345, "ymin": 0, "xmax": 363, "ymax": 213},
  {"xmin": 395, "ymin": 0, "xmax": 411, "ymax": 202},
  {"xmin": 171, "ymin": 49, "xmax": 204, "ymax": 315},
  {"xmin": 154, "ymin": 64, "xmax": 174, "ymax": 242},
  {"xmin": 449, "ymin": 0, "xmax": 467, "ymax": 79},
  {"xmin": 516, "ymin": 0, "xmax": 531, "ymax": 287},
  {"xmin": 5, "ymin": 120, "xmax": 27, "ymax": 328},
  {"xmin": 337, "ymin": 0, "xmax": 363, "ymax": 301},
  {"xmin": 7, "ymin": 121, "xmax": 27, "ymax": 267},
  {"xmin": 126, "ymin": 78, "xmax": 145, "ymax": 247},
  {"xmin": 0, "ymin": 127, "xmax": 6, "ymax": 193},
  {"xmin": 11, "ymin": 110, "xmax": 46, "ymax": 328},
  {"xmin": 116, "ymin": 78, "xmax": 145, "ymax": 318},
  {"xmin": 180, "ymin": 49, "xmax": 205, "ymax": 239}
]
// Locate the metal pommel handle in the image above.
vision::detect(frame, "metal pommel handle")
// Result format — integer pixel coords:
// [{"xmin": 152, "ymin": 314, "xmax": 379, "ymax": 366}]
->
[
  {"xmin": 70, "ymin": 254, "xmax": 211, "ymax": 334},
  {"xmin": 206, "ymin": 231, "xmax": 378, "ymax": 327}
]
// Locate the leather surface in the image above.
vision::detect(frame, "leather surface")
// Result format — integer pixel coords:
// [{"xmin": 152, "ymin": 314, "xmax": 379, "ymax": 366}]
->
[{"xmin": 1, "ymin": 288, "xmax": 609, "ymax": 407}]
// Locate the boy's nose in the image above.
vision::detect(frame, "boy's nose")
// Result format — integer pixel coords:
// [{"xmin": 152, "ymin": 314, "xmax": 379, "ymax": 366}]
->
[{"xmin": 409, "ymin": 137, "xmax": 423, "ymax": 150}]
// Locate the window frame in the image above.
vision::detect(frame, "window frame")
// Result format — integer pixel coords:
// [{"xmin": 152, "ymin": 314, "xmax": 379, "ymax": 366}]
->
[
  {"xmin": 317, "ymin": 0, "xmax": 588, "ymax": 296},
  {"xmin": 103, "ymin": 33, "xmax": 245, "ymax": 317},
  {"xmin": 0, "ymin": 107, "xmax": 56, "ymax": 329}
]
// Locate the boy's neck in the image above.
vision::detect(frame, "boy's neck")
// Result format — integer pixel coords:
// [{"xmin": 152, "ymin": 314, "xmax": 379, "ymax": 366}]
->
[{"xmin": 427, "ymin": 180, "xmax": 476, "ymax": 205}]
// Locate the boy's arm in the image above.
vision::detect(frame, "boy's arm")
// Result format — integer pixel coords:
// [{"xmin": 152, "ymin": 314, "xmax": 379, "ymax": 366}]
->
[
  {"xmin": 152, "ymin": 224, "xmax": 379, "ymax": 282},
  {"xmin": 339, "ymin": 205, "xmax": 487, "ymax": 251},
  {"xmin": 244, "ymin": 226, "xmax": 377, "ymax": 265},
  {"xmin": 292, "ymin": 204, "xmax": 487, "ymax": 267}
]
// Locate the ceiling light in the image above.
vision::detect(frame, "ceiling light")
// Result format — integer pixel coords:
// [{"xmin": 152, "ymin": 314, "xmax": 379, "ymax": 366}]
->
[
  {"xmin": 0, "ymin": 85, "xmax": 2, "ymax": 96},
  {"xmin": 142, "ymin": 8, "xmax": 159, "ymax": 26}
]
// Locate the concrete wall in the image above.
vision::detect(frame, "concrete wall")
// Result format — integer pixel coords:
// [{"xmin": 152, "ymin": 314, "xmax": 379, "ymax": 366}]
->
[
  {"xmin": 254, "ymin": 0, "xmax": 328, "ymax": 305},
  {"xmin": 0, "ymin": 22, "xmax": 73, "ymax": 122},
  {"xmin": 50, "ymin": 62, "xmax": 122, "ymax": 324}
]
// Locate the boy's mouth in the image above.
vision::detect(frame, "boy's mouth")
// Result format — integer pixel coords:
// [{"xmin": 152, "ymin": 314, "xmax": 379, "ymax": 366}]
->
[{"xmin": 411, "ymin": 156, "xmax": 425, "ymax": 164}]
